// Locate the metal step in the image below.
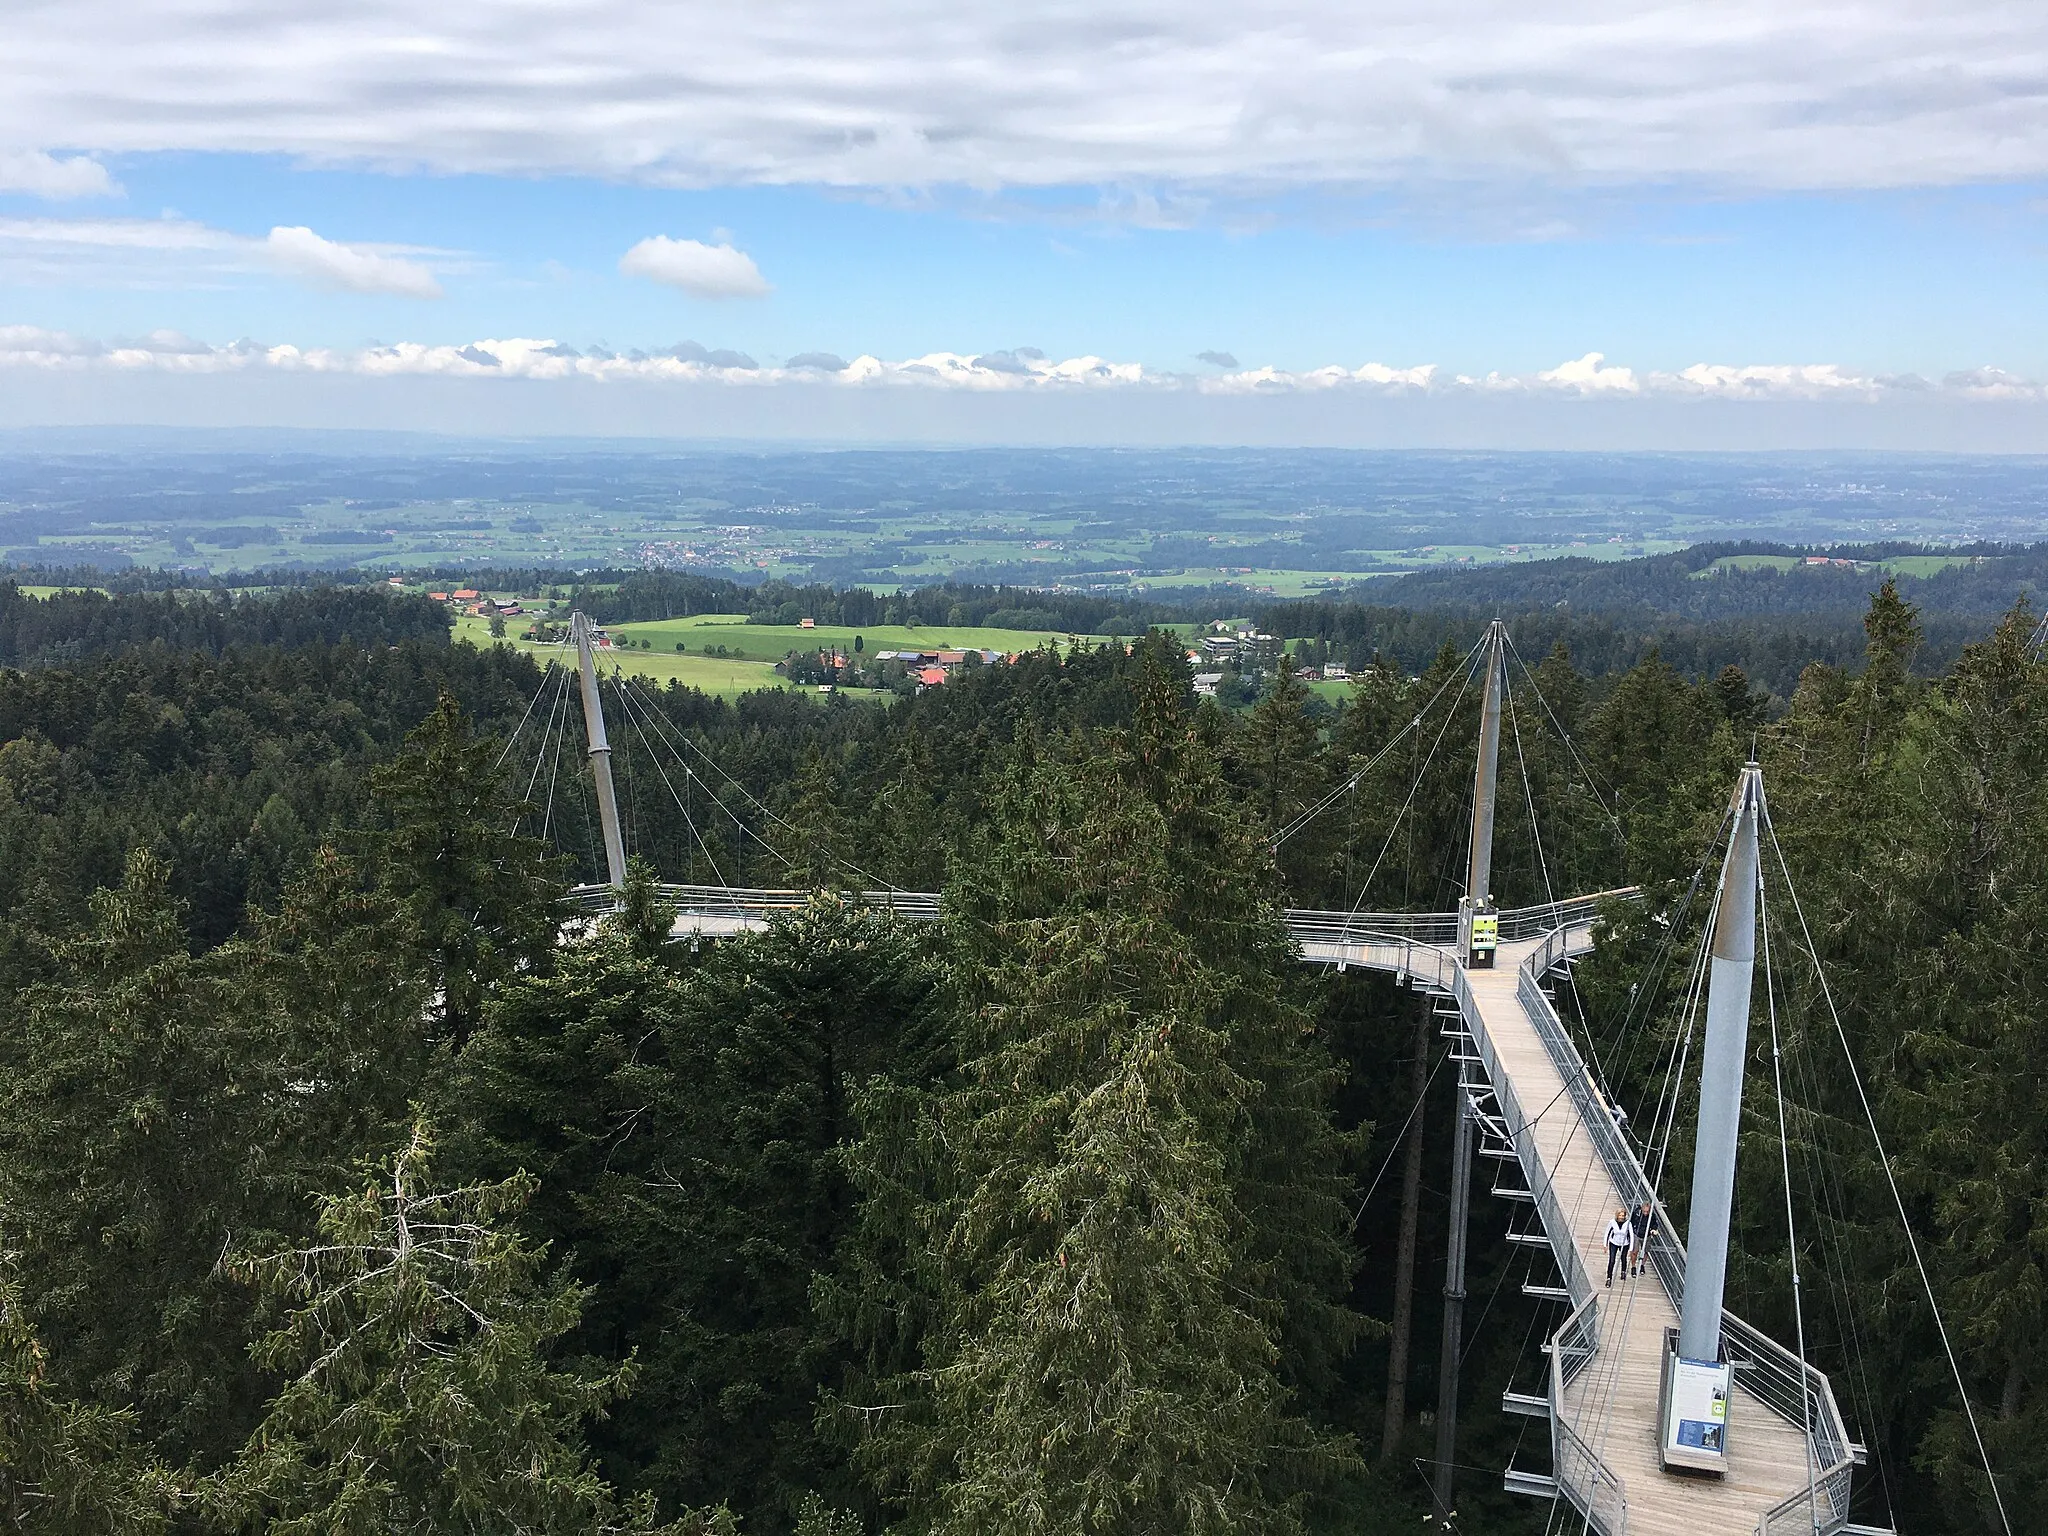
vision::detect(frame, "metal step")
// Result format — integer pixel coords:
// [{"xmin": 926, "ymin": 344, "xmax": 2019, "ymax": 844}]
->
[
  {"xmin": 1478, "ymin": 1145, "xmax": 1519, "ymax": 1160},
  {"xmin": 1502, "ymin": 1391, "xmax": 1550, "ymax": 1419},
  {"xmin": 1503, "ymin": 1467, "xmax": 1559, "ymax": 1500},
  {"xmin": 1491, "ymin": 1184, "xmax": 1534, "ymax": 1202},
  {"xmin": 1521, "ymin": 1282, "xmax": 1570, "ymax": 1301},
  {"xmin": 1506, "ymin": 1230, "xmax": 1551, "ymax": 1247}
]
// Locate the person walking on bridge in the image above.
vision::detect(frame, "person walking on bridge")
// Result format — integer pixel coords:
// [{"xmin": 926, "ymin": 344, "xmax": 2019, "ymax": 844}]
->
[
  {"xmin": 1631, "ymin": 1200, "xmax": 1655, "ymax": 1278},
  {"xmin": 1604, "ymin": 1208, "xmax": 1633, "ymax": 1286}
]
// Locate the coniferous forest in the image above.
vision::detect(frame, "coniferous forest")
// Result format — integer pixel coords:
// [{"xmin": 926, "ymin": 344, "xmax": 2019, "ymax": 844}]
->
[{"xmin": 0, "ymin": 576, "xmax": 2043, "ymax": 1534}]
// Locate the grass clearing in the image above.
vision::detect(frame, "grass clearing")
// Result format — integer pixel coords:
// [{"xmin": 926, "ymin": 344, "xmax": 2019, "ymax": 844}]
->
[
  {"xmin": 450, "ymin": 616, "xmax": 801, "ymax": 701},
  {"xmin": 608, "ymin": 615, "xmax": 1111, "ymax": 663}
]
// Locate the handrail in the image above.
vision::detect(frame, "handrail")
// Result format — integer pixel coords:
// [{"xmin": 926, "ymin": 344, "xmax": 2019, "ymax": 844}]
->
[
  {"xmin": 561, "ymin": 883, "xmax": 1647, "ymax": 943},
  {"xmin": 1465, "ymin": 923, "xmax": 1624, "ymax": 1533},
  {"xmin": 564, "ymin": 883, "xmax": 943, "ymax": 921},
  {"xmin": 1285, "ymin": 885, "xmax": 1643, "ymax": 950},
  {"xmin": 1551, "ymin": 1294, "xmax": 1630, "ymax": 1536},
  {"xmin": 1517, "ymin": 926, "xmax": 1688, "ymax": 1304},
  {"xmin": 1730, "ymin": 1312, "xmax": 1857, "ymax": 1536}
]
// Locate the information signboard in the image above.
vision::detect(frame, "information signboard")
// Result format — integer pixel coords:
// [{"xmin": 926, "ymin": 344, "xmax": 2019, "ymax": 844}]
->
[{"xmin": 1661, "ymin": 1352, "xmax": 1732, "ymax": 1471}]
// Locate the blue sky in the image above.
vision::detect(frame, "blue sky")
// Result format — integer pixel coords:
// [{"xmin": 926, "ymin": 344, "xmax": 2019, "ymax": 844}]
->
[
  {"xmin": 3, "ymin": 0, "xmax": 2048, "ymax": 444},
  {"xmin": 8, "ymin": 158, "xmax": 2047, "ymax": 378}
]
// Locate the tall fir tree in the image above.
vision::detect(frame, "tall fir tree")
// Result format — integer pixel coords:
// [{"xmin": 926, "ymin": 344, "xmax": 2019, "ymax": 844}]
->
[
  {"xmin": 206, "ymin": 1124, "xmax": 729, "ymax": 1536},
  {"xmin": 838, "ymin": 700, "xmax": 1361, "ymax": 1534},
  {"xmin": 369, "ymin": 690, "xmax": 567, "ymax": 1050}
]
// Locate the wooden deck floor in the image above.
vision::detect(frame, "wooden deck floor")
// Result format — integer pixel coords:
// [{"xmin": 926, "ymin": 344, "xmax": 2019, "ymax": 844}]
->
[{"xmin": 1473, "ymin": 940, "xmax": 1821, "ymax": 1536}]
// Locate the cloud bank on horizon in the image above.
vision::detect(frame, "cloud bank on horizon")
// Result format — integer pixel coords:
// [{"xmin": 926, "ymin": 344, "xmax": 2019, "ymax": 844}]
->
[
  {"xmin": 2, "ymin": 0, "xmax": 2046, "ymax": 192},
  {"xmin": 1, "ymin": 327, "xmax": 2038, "ymax": 404}
]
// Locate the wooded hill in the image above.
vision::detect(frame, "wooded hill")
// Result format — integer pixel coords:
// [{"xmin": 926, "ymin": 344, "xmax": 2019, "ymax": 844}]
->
[{"xmin": 0, "ymin": 578, "xmax": 2038, "ymax": 1534}]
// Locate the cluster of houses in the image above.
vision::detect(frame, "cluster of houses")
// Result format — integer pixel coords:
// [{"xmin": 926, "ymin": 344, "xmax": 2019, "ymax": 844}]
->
[
  {"xmin": 871, "ymin": 647, "xmax": 1008, "ymax": 689},
  {"xmin": 1194, "ymin": 627, "xmax": 1285, "ymax": 671},
  {"xmin": 1186, "ymin": 622, "xmax": 1353, "ymax": 698},
  {"xmin": 401, "ymin": 580, "xmax": 528, "ymax": 620}
]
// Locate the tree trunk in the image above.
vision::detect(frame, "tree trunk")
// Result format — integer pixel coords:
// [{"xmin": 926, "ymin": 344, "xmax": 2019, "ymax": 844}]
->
[{"xmin": 1380, "ymin": 998, "xmax": 1432, "ymax": 1462}]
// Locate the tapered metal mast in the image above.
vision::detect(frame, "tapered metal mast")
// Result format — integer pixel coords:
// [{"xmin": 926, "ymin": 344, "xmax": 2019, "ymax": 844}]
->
[
  {"xmin": 1468, "ymin": 621, "xmax": 1506, "ymax": 909},
  {"xmin": 569, "ymin": 610, "xmax": 629, "ymax": 892},
  {"xmin": 1435, "ymin": 618, "xmax": 1505, "ymax": 1514},
  {"xmin": 1679, "ymin": 763, "xmax": 1764, "ymax": 1360}
]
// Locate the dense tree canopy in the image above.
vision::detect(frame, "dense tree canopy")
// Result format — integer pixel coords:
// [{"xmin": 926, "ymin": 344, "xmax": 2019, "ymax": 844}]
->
[{"xmin": 0, "ymin": 577, "xmax": 2035, "ymax": 1534}]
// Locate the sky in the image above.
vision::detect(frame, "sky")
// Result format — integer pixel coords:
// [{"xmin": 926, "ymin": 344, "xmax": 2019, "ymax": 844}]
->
[{"xmin": 3, "ymin": 0, "xmax": 2048, "ymax": 448}]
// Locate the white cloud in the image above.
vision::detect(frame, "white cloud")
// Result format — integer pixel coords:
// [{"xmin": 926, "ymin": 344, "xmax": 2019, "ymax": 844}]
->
[
  {"xmin": 265, "ymin": 225, "xmax": 442, "ymax": 297},
  {"xmin": 0, "ymin": 215, "xmax": 232, "ymax": 251},
  {"xmin": 1538, "ymin": 352, "xmax": 1638, "ymax": 393},
  {"xmin": 620, "ymin": 237, "xmax": 770, "ymax": 299},
  {"xmin": 0, "ymin": 149, "xmax": 119, "ymax": 199},
  {"xmin": 0, "ymin": 324, "xmax": 101, "ymax": 359},
  {"xmin": 2, "ymin": 329, "xmax": 2042, "ymax": 405},
  {"xmin": 0, "ymin": 3, "xmax": 2045, "ymax": 194},
  {"xmin": 0, "ymin": 216, "xmax": 456, "ymax": 294},
  {"xmin": 1658, "ymin": 362, "xmax": 1878, "ymax": 399}
]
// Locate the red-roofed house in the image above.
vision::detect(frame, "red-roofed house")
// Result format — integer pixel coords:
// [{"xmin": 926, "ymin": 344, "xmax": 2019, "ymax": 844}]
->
[{"xmin": 918, "ymin": 666, "xmax": 948, "ymax": 688}]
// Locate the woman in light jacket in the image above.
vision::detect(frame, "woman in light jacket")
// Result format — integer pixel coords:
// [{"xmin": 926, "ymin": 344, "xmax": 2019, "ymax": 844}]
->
[{"xmin": 1604, "ymin": 1208, "xmax": 1633, "ymax": 1285}]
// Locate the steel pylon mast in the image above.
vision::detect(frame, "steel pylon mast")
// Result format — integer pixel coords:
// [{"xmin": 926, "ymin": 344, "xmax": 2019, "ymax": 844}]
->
[
  {"xmin": 1434, "ymin": 618, "xmax": 1505, "ymax": 1515},
  {"xmin": 1457, "ymin": 620, "xmax": 1507, "ymax": 965},
  {"xmin": 569, "ymin": 610, "xmax": 629, "ymax": 893},
  {"xmin": 1681, "ymin": 762, "xmax": 1763, "ymax": 1358},
  {"xmin": 1656, "ymin": 760, "xmax": 1764, "ymax": 1477}
]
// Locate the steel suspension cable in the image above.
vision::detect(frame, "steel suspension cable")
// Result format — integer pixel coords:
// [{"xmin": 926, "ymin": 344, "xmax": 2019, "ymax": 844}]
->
[
  {"xmin": 1501, "ymin": 630, "xmax": 1627, "ymax": 845},
  {"xmin": 612, "ymin": 679, "xmax": 801, "ymax": 876},
  {"xmin": 493, "ymin": 649, "xmax": 567, "ymax": 770},
  {"xmin": 1272, "ymin": 634, "xmax": 1487, "ymax": 850},
  {"xmin": 619, "ymin": 674, "xmax": 907, "ymax": 894},
  {"xmin": 1344, "ymin": 655, "xmax": 1479, "ymax": 919},
  {"xmin": 1762, "ymin": 804, "xmax": 2012, "ymax": 1536},
  {"xmin": 517, "ymin": 660, "xmax": 573, "ymax": 833},
  {"xmin": 607, "ymin": 673, "xmax": 735, "ymax": 893},
  {"xmin": 1759, "ymin": 866, "xmax": 1821, "ymax": 1533}
]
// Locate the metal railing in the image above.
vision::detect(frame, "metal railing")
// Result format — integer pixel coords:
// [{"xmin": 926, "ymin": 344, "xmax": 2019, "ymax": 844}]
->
[
  {"xmin": 1552, "ymin": 1294, "xmax": 1630, "ymax": 1536},
  {"xmin": 1498, "ymin": 886, "xmax": 1640, "ymax": 942},
  {"xmin": 1517, "ymin": 932, "xmax": 1857, "ymax": 1536},
  {"xmin": 564, "ymin": 884, "xmax": 1643, "ymax": 952},
  {"xmin": 1286, "ymin": 907, "xmax": 1457, "ymax": 946},
  {"xmin": 1729, "ymin": 1311, "xmax": 1857, "ymax": 1536},
  {"xmin": 565, "ymin": 882, "xmax": 942, "ymax": 922},
  {"xmin": 1460, "ymin": 923, "xmax": 1625, "ymax": 1533},
  {"xmin": 1517, "ymin": 926, "xmax": 1689, "ymax": 1302},
  {"xmin": 1285, "ymin": 886, "xmax": 1640, "ymax": 953},
  {"xmin": 1456, "ymin": 955, "xmax": 1594, "ymax": 1308},
  {"xmin": 1286, "ymin": 930, "xmax": 1464, "ymax": 992}
]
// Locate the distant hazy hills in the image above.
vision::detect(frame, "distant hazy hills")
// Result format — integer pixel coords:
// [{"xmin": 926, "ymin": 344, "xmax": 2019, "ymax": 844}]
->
[{"xmin": 1372, "ymin": 542, "xmax": 2048, "ymax": 626}]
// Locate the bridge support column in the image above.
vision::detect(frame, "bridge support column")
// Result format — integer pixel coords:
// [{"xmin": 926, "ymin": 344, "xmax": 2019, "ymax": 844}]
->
[
  {"xmin": 570, "ymin": 610, "xmax": 629, "ymax": 893},
  {"xmin": 1433, "ymin": 1061, "xmax": 1475, "ymax": 1514},
  {"xmin": 1458, "ymin": 620, "xmax": 1506, "ymax": 967},
  {"xmin": 1662, "ymin": 762, "xmax": 1763, "ymax": 1475}
]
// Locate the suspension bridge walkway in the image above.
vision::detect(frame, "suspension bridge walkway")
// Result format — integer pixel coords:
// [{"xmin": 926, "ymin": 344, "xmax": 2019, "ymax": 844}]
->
[
  {"xmin": 537, "ymin": 612, "xmax": 1888, "ymax": 1535},
  {"xmin": 565, "ymin": 881, "xmax": 1862, "ymax": 1536}
]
